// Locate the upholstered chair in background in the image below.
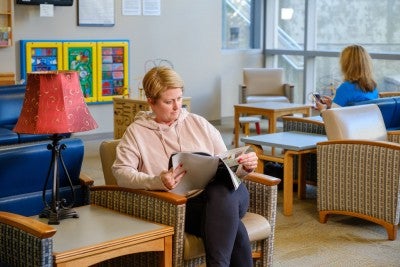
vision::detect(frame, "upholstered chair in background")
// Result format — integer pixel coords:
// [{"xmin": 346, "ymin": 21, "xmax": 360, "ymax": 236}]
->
[
  {"xmin": 94, "ymin": 139, "xmax": 281, "ymax": 266},
  {"xmin": 240, "ymin": 68, "xmax": 294, "ymax": 104},
  {"xmin": 317, "ymin": 104, "xmax": 400, "ymax": 240}
]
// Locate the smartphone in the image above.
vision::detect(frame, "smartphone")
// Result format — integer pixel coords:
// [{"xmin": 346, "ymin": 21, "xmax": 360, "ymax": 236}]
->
[{"xmin": 312, "ymin": 93, "xmax": 324, "ymax": 104}]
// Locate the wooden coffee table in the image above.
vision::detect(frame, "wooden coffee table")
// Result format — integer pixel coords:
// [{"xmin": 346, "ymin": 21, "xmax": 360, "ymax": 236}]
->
[
  {"xmin": 234, "ymin": 102, "xmax": 312, "ymax": 147},
  {"xmin": 36, "ymin": 205, "xmax": 174, "ymax": 267}
]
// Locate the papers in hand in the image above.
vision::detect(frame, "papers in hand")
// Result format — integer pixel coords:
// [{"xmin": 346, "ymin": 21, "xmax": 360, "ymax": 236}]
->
[{"xmin": 169, "ymin": 146, "xmax": 249, "ymax": 196}]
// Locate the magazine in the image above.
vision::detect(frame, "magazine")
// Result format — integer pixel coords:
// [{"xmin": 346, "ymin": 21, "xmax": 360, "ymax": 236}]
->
[{"xmin": 169, "ymin": 146, "xmax": 249, "ymax": 197}]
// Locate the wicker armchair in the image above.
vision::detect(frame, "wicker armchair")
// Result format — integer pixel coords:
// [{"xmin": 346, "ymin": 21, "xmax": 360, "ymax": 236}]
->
[
  {"xmin": 0, "ymin": 172, "xmax": 93, "ymax": 267},
  {"xmin": 0, "ymin": 211, "xmax": 56, "ymax": 267},
  {"xmin": 317, "ymin": 104, "xmax": 400, "ymax": 240},
  {"xmin": 95, "ymin": 139, "xmax": 281, "ymax": 267}
]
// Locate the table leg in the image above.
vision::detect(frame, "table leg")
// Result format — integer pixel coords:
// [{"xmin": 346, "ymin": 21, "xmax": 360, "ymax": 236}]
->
[
  {"xmin": 283, "ymin": 152, "xmax": 294, "ymax": 216},
  {"xmin": 159, "ymin": 235, "xmax": 173, "ymax": 267},
  {"xmin": 268, "ymin": 116, "xmax": 276, "ymax": 134},
  {"xmin": 269, "ymin": 115, "xmax": 277, "ymax": 155},
  {"xmin": 297, "ymin": 154, "xmax": 307, "ymax": 199}
]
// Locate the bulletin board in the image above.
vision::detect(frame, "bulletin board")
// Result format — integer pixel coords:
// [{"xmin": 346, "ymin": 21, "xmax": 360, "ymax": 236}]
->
[{"xmin": 20, "ymin": 39, "xmax": 129, "ymax": 103}]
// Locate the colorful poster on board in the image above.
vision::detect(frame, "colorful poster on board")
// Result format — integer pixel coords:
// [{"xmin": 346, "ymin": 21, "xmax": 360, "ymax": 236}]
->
[
  {"xmin": 24, "ymin": 42, "xmax": 63, "ymax": 77},
  {"xmin": 64, "ymin": 42, "xmax": 97, "ymax": 102},
  {"xmin": 97, "ymin": 42, "xmax": 129, "ymax": 101}
]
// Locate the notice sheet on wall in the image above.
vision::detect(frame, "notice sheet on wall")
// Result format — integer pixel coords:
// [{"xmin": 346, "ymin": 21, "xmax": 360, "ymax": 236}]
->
[{"xmin": 78, "ymin": 0, "xmax": 115, "ymax": 26}]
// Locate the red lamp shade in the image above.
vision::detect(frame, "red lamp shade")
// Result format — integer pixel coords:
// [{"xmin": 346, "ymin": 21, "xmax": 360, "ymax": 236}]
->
[{"xmin": 14, "ymin": 71, "xmax": 98, "ymax": 134}]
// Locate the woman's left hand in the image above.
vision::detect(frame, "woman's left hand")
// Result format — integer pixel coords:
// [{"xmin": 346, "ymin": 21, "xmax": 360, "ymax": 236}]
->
[{"xmin": 237, "ymin": 152, "xmax": 258, "ymax": 172}]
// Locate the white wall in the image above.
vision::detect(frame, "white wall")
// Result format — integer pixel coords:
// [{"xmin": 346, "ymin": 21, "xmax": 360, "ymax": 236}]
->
[
  {"xmin": 0, "ymin": 0, "xmax": 262, "ymax": 135},
  {"xmin": 220, "ymin": 50, "xmax": 263, "ymax": 117}
]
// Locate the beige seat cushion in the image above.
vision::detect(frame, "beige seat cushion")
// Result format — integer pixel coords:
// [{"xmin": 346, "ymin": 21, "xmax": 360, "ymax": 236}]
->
[
  {"xmin": 183, "ymin": 212, "xmax": 271, "ymax": 260},
  {"xmin": 322, "ymin": 104, "xmax": 387, "ymax": 141}
]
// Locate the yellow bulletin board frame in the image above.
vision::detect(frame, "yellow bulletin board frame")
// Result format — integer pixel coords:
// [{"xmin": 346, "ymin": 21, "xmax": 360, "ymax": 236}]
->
[
  {"xmin": 25, "ymin": 42, "xmax": 63, "ymax": 74},
  {"xmin": 97, "ymin": 41, "xmax": 129, "ymax": 102},
  {"xmin": 63, "ymin": 42, "xmax": 98, "ymax": 103}
]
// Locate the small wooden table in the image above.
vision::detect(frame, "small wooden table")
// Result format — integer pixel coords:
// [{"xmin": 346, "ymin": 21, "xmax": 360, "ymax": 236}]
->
[
  {"xmin": 242, "ymin": 131, "xmax": 327, "ymax": 216},
  {"xmin": 36, "ymin": 205, "xmax": 174, "ymax": 267},
  {"xmin": 234, "ymin": 102, "xmax": 312, "ymax": 147}
]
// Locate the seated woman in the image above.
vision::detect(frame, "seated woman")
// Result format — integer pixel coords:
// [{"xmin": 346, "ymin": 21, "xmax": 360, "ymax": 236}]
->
[
  {"xmin": 316, "ymin": 44, "xmax": 378, "ymax": 111},
  {"xmin": 112, "ymin": 66, "xmax": 258, "ymax": 267}
]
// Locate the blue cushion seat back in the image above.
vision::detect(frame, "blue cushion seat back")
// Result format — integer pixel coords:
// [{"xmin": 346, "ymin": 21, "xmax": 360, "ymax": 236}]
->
[
  {"xmin": 0, "ymin": 138, "xmax": 84, "ymax": 199},
  {"xmin": 0, "ymin": 92, "xmax": 24, "ymax": 126},
  {"xmin": 0, "ymin": 128, "xmax": 18, "ymax": 145},
  {"xmin": 350, "ymin": 98, "xmax": 396, "ymax": 129},
  {"xmin": 390, "ymin": 97, "xmax": 400, "ymax": 130}
]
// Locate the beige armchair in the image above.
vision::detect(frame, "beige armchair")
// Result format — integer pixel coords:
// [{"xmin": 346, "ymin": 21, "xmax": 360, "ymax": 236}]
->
[
  {"xmin": 317, "ymin": 104, "xmax": 400, "ymax": 240},
  {"xmin": 95, "ymin": 139, "xmax": 281, "ymax": 266},
  {"xmin": 240, "ymin": 68, "xmax": 294, "ymax": 104}
]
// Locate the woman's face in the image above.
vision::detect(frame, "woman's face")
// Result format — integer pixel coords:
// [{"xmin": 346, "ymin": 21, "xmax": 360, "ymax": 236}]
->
[{"xmin": 149, "ymin": 87, "xmax": 183, "ymax": 125}]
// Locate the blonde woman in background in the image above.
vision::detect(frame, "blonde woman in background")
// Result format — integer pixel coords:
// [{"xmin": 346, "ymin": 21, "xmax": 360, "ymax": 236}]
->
[{"xmin": 316, "ymin": 44, "xmax": 378, "ymax": 111}]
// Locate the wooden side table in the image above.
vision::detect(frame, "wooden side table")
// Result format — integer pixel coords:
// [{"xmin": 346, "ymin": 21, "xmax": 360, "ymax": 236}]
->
[
  {"xmin": 234, "ymin": 102, "xmax": 312, "ymax": 148},
  {"xmin": 242, "ymin": 131, "xmax": 326, "ymax": 216},
  {"xmin": 113, "ymin": 97, "xmax": 191, "ymax": 139},
  {"xmin": 36, "ymin": 205, "xmax": 174, "ymax": 267}
]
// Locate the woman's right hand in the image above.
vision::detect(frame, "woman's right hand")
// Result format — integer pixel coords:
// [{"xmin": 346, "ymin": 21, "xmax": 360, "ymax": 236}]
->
[
  {"xmin": 315, "ymin": 95, "xmax": 332, "ymax": 111},
  {"xmin": 160, "ymin": 164, "xmax": 186, "ymax": 190},
  {"xmin": 321, "ymin": 96, "xmax": 332, "ymax": 108}
]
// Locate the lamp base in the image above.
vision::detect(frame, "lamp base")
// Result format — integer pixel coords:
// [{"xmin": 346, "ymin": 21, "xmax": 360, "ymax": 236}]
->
[
  {"xmin": 41, "ymin": 134, "xmax": 79, "ymax": 225},
  {"xmin": 39, "ymin": 207, "xmax": 79, "ymax": 225}
]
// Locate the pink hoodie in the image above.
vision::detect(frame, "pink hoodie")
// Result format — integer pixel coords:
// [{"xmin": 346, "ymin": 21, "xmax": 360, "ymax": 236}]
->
[{"xmin": 112, "ymin": 108, "xmax": 228, "ymax": 190}]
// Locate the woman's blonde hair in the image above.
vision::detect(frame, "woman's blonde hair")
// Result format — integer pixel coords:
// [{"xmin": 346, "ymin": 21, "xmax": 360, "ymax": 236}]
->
[
  {"xmin": 340, "ymin": 44, "xmax": 377, "ymax": 92},
  {"xmin": 142, "ymin": 66, "xmax": 184, "ymax": 100}
]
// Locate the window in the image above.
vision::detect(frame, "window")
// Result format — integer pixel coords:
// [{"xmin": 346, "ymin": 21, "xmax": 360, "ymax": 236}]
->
[
  {"xmin": 222, "ymin": 0, "xmax": 262, "ymax": 49},
  {"xmin": 265, "ymin": 0, "xmax": 400, "ymax": 103}
]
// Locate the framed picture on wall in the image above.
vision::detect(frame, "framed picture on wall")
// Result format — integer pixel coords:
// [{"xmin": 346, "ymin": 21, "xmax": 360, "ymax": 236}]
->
[{"xmin": 78, "ymin": 0, "xmax": 115, "ymax": 26}]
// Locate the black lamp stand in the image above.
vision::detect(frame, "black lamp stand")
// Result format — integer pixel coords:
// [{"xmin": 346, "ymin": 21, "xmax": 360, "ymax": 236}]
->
[{"xmin": 39, "ymin": 134, "xmax": 78, "ymax": 225}]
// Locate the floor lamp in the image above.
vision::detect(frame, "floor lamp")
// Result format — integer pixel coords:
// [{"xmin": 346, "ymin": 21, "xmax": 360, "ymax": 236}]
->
[{"xmin": 14, "ymin": 71, "xmax": 98, "ymax": 224}]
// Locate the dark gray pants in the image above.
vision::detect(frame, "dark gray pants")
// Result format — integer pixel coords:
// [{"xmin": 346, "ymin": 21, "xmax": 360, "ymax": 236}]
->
[{"xmin": 185, "ymin": 179, "xmax": 252, "ymax": 267}]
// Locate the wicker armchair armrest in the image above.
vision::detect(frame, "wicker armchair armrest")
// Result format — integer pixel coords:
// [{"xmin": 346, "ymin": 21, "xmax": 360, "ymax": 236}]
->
[
  {"xmin": 239, "ymin": 84, "xmax": 247, "ymax": 104},
  {"xmin": 78, "ymin": 173, "xmax": 95, "ymax": 205},
  {"xmin": 79, "ymin": 172, "xmax": 95, "ymax": 186},
  {"xmin": 0, "ymin": 212, "xmax": 56, "ymax": 267},
  {"xmin": 243, "ymin": 173, "xmax": 280, "ymax": 220},
  {"xmin": 0, "ymin": 211, "xmax": 56, "ymax": 239},
  {"xmin": 242, "ymin": 172, "xmax": 280, "ymax": 267},
  {"xmin": 283, "ymin": 83, "xmax": 295, "ymax": 103},
  {"xmin": 282, "ymin": 115, "xmax": 325, "ymax": 134},
  {"xmin": 388, "ymin": 130, "xmax": 400, "ymax": 144},
  {"xmin": 244, "ymin": 172, "xmax": 281, "ymax": 187}
]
